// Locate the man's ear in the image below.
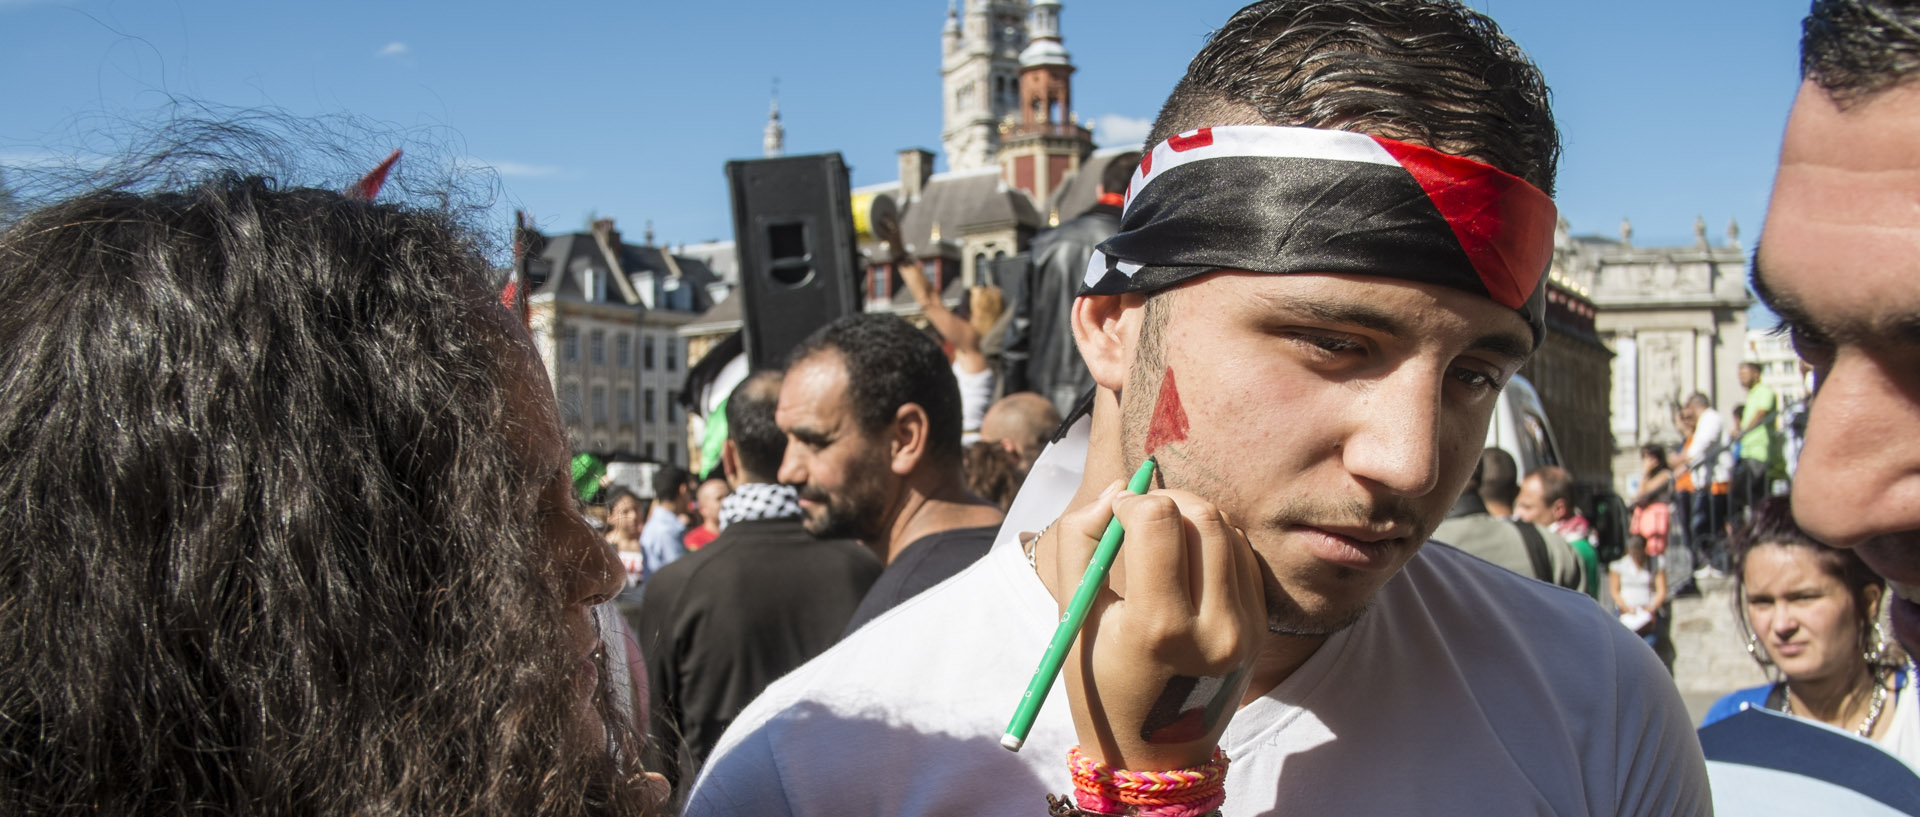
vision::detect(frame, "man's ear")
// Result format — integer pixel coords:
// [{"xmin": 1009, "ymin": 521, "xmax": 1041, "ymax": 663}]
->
[
  {"xmin": 1071, "ymin": 292, "xmax": 1146, "ymax": 392},
  {"xmin": 889, "ymin": 403, "xmax": 931, "ymax": 476},
  {"xmin": 721, "ymin": 439, "xmax": 742, "ymax": 485}
]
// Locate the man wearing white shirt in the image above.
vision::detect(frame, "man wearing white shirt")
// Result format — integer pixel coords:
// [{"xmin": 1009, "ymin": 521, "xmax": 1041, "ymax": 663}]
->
[
  {"xmin": 1676, "ymin": 392, "xmax": 1734, "ymax": 575},
  {"xmin": 685, "ymin": 2, "xmax": 1707, "ymax": 814}
]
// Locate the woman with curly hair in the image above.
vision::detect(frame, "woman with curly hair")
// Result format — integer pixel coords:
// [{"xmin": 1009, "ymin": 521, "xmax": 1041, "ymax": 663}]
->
[{"xmin": 0, "ymin": 167, "xmax": 661, "ymax": 815}]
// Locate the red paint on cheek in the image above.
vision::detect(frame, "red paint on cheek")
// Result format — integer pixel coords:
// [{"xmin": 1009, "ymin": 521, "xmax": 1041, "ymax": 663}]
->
[{"xmin": 1143, "ymin": 367, "xmax": 1190, "ymax": 456}]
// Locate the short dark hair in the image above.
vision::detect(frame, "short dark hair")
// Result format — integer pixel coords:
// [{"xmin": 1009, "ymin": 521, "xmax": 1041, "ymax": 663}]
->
[
  {"xmin": 1803, "ymin": 0, "xmax": 1920, "ymax": 105},
  {"xmin": 1528, "ymin": 465, "xmax": 1578, "ymax": 509},
  {"xmin": 1478, "ymin": 447, "xmax": 1521, "ymax": 506},
  {"xmin": 1099, "ymin": 151, "xmax": 1142, "ymax": 196},
  {"xmin": 789, "ymin": 313, "xmax": 963, "ymax": 465},
  {"xmin": 1731, "ymin": 494, "xmax": 1889, "ymax": 668},
  {"xmin": 651, "ymin": 464, "xmax": 691, "ymax": 501},
  {"xmin": 1147, "ymin": 0, "xmax": 1559, "ymax": 194},
  {"xmin": 0, "ymin": 174, "xmax": 649, "ymax": 813},
  {"xmin": 724, "ymin": 370, "xmax": 787, "ymax": 482},
  {"xmin": 605, "ymin": 486, "xmax": 644, "ymax": 513}
]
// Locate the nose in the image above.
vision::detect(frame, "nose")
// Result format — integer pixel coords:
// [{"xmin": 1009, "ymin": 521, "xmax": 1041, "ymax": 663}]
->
[
  {"xmin": 556, "ymin": 509, "xmax": 622, "ymax": 606},
  {"xmin": 777, "ymin": 442, "xmax": 807, "ymax": 488},
  {"xmin": 1340, "ymin": 370, "xmax": 1443, "ymax": 498},
  {"xmin": 1792, "ymin": 351, "xmax": 1920, "ymax": 548}
]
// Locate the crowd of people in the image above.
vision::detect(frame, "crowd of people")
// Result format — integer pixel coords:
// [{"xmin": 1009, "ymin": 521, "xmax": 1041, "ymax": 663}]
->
[{"xmin": 6, "ymin": 0, "xmax": 1920, "ymax": 815}]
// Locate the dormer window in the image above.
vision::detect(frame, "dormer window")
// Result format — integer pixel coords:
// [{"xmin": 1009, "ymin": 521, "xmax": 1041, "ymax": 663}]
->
[{"xmin": 580, "ymin": 267, "xmax": 599, "ymax": 302}]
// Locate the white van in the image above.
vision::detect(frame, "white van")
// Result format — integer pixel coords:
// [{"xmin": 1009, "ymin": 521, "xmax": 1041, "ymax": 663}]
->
[{"xmin": 1484, "ymin": 373, "xmax": 1565, "ymax": 479}]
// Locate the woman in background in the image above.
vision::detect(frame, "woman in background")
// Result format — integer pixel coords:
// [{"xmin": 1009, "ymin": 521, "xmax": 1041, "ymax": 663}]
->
[{"xmin": 1702, "ymin": 496, "xmax": 1914, "ymax": 766}]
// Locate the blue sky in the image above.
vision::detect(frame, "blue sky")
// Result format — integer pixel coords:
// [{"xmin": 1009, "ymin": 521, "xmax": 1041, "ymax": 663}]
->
[{"xmin": 3, "ymin": 0, "xmax": 1805, "ymax": 291}]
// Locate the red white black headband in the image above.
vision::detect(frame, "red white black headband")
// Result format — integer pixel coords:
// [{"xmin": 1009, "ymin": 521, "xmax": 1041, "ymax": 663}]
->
[{"xmin": 1082, "ymin": 126, "xmax": 1557, "ymax": 346}]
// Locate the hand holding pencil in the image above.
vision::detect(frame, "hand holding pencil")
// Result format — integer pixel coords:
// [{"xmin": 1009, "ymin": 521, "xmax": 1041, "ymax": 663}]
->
[{"xmin": 1046, "ymin": 477, "xmax": 1264, "ymax": 772}]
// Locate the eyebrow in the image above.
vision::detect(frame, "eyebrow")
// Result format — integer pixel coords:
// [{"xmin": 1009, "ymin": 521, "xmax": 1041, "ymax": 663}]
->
[
  {"xmin": 1286, "ymin": 298, "xmax": 1407, "ymax": 339},
  {"xmin": 1263, "ymin": 293, "xmax": 1533, "ymax": 364},
  {"xmin": 1466, "ymin": 332, "xmax": 1535, "ymax": 366},
  {"xmin": 786, "ymin": 422, "xmax": 837, "ymax": 447},
  {"xmin": 1753, "ymin": 253, "xmax": 1920, "ymax": 346}
]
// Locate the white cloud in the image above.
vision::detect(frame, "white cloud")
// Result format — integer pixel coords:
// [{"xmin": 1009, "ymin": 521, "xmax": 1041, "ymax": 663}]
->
[
  {"xmin": 461, "ymin": 158, "xmax": 564, "ymax": 179},
  {"xmin": 1093, "ymin": 114, "xmax": 1152, "ymax": 149},
  {"xmin": 376, "ymin": 42, "xmax": 408, "ymax": 58}
]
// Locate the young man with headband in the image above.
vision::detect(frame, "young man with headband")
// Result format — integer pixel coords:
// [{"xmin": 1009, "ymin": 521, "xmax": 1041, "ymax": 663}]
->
[{"xmin": 687, "ymin": 3, "xmax": 1708, "ymax": 813}]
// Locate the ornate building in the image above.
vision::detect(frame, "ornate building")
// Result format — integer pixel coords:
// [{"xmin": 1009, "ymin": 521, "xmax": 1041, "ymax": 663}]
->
[
  {"xmin": 941, "ymin": 0, "xmax": 1031, "ymax": 171},
  {"xmin": 524, "ymin": 218, "xmax": 723, "ymax": 466},
  {"xmin": 1553, "ymin": 217, "xmax": 1754, "ymax": 494},
  {"xmin": 997, "ymin": 0, "xmax": 1095, "ymax": 208}
]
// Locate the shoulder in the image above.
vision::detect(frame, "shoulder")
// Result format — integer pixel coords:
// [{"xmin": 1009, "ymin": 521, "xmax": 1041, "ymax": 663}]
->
[
  {"xmin": 1401, "ymin": 543, "xmax": 1594, "ymax": 618},
  {"xmin": 1701, "ymin": 684, "xmax": 1773, "ymax": 728},
  {"xmin": 698, "ymin": 543, "xmax": 1025, "ymax": 731},
  {"xmin": 1383, "ymin": 547, "xmax": 1710, "ymax": 809}
]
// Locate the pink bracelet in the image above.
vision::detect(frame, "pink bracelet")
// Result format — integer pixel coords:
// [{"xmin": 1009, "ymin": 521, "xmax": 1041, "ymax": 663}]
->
[{"xmin": 1065, "ymin": 746, "xmax": 1229, "ymax": 816}]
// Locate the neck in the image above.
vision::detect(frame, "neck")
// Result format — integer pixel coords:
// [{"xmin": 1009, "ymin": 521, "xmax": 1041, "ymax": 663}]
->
[
  {"xmin": 1785, "ymin": 662, "xmax": 1876, "ymax": 728},
  {"xmin": 1043, "ymin": 388, "xmax": 1329, "ymax": 705},
  {"xmin": 869, "ymin": 464, "xmax": 1002, "ymax": 564}
]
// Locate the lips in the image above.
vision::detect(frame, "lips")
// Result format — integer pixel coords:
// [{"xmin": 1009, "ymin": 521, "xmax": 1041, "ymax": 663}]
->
[{"xmin": 1295, "ymin": 525, "xmax": 1411, "ymax": 571}]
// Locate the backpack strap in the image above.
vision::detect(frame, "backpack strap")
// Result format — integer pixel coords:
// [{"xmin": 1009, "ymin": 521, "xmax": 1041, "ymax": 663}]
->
[{"xmin": 1513, "ymin": 520, "xmax": 1554, "ymax": 583}]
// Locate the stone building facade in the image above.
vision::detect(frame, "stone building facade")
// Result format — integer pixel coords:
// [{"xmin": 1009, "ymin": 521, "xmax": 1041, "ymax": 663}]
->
[
  {"xmin": 1553, "ymin": 218, "xmax": 1753, "ymax": 494},
  {"xmin": 941, "ymin": 0, "xmax": 1032, "ymax": 172},
  {"xmin": 523, "ymin": 219, "xmax": 721, "ymax": 466}
]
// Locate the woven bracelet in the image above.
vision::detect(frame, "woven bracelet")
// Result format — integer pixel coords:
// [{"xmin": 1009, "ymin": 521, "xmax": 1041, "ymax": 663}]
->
[{"xmin": 1063, "ymin": 746, "xmax": 1230, "ymax": 816}]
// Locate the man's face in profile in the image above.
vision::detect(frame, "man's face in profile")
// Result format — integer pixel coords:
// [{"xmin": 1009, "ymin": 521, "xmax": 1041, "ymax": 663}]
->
[
  {"xmin": 1117, "ymin": 271, "xmax": 1531, "ymax": 636},
  {"xmin": 1757, "ymin": 81, "xmax": 1920, "ymax": 652},
  {"xmin": 775, "ymin": 350, "xmax": 895, "ymax": 542}
]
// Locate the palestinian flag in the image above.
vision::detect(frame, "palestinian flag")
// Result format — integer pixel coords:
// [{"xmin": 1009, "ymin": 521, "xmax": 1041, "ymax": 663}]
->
[{"xmin": 1083, "ymin": 126, "xmax": 1556, "ymax": 344}]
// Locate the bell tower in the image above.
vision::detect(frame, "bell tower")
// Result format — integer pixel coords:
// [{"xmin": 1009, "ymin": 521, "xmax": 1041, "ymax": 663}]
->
[
  {"xmin": 941, "ymin": 0, "xmax": 1030, "ymax": 172},
  {"xmin": 998, "ymin": 0, "xmax": 1091, "ymax": 205}
]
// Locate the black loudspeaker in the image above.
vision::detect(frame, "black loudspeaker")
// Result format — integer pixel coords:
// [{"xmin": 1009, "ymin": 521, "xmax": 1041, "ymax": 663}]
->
[{"xmin": 726, "ymin": 153, "xmax": 861, "ymax": 369}]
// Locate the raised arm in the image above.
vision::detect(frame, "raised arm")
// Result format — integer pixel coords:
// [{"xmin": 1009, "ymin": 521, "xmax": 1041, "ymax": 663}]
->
[{"xmin": 896, "ymin": 259, "xmax": 987, "ymax": 375}]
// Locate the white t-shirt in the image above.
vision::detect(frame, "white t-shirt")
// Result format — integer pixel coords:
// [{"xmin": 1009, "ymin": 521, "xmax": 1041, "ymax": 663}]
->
[
  {"xmin": 1685, "ymin": 408, "xmax": 1734, "ymax": 486},
  {"xmin": 1612, "ymin": 555, "xmax": 1662, "ymax": 611},
  {"xmin": 1883, "ymin": 675, "xmax": 1920, "ymax": 772},
  {"xmin": 953, "ymin": 360, "xmax": 994, "ymax": 443},
  {"xmin": 687, "ymin": 419, "xmax": 1711, "ymax": 817}
]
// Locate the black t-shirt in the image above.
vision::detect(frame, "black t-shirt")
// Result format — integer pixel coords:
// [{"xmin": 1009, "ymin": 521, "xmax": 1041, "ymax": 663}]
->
[
  {"xmin": 635, "ymin": 516, "xmax": 880, "ymax": 793},
  {"xmin": 841, "ymin": 524, "xmax": 999, "ymax": 636}
]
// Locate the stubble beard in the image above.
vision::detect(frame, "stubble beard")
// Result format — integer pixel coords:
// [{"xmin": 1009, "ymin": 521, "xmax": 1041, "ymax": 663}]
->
[
  {"xmin": 1122, "ymin": 294, "xmax": 1429, "ymax": 639},
  {"xmin": 798, "ymin": 468, "xmax": 891, "ymax": 543}
]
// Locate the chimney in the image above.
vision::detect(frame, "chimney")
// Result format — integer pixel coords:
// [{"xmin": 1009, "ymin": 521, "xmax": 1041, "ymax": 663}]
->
[
  {"xmin": 899, "ymin": 148, "xmax": 935, "ymax": 200},
  {"xmin": 591, "ymin": 217, "xmax": 621, "ymax": 249}
]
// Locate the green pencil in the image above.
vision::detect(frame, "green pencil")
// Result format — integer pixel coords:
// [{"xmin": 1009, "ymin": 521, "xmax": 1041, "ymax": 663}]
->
[{"xmin": 1001, "ymin": 456, "xmax": 1159, "ymax": 752}]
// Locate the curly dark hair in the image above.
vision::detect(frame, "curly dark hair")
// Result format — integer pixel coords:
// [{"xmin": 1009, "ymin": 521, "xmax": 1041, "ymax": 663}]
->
[
  {"xmin": 0, "ymin": 173, "xmax": 653, "ymax": 814},
  {"xmin": 1148, "ymin": 0, "xmax": 1560, "ymax": 194},
  {"xmin": 964, "ymin": 441, "xmax": 1026, "ymax": 511},
  {"xmin": 1803, "ymin": 0, "xmax": 1920, "ymax": 106},
  {"xmin": 788, "ymin": 313, "xmax": 963, "ymax": 466}
]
